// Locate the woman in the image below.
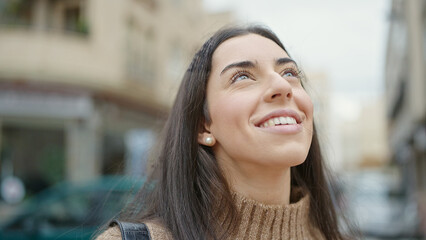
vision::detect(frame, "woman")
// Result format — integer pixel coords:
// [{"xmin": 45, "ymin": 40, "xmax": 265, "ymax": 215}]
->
[{"xmin": 96, "ymin": 25, "xmax": 348, "ymax": 240}]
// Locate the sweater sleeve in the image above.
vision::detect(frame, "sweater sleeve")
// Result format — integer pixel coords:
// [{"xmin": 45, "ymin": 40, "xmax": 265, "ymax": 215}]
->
[
  {"xmin": 145, "ymin": 221, "xmax": 173, "ymax": 240},
  {"xmin": 94, "ymin": 226, "xmax": 122, "ymax": 240}
]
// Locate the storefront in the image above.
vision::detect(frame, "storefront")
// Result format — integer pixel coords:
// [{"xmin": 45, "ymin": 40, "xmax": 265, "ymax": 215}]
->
[{"xmin": 0, "ymin": 84, "xmax": 165, "ymax": 201}]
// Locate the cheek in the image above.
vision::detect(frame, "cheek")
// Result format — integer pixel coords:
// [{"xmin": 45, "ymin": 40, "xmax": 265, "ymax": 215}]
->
[
  {"xmin": 306, "ymin": 98, "xmax": 314, "ymax": 119},
  {"xmin": 295, "ymin": 90, "xmax": 314, "ymax": 138},
  {"xmin": 209, "ymin": 93, "xmax": 252, "ymax": 124},
  {"xmin": 296, "ymin": 90, "xmax": 314, "ymax": 117},
  {"xmin": 210, "ymin": 103, "xmax": 237, "ymax": 131}
]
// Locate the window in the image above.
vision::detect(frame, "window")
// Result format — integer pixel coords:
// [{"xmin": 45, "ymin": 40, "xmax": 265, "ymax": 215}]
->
[
  {"xmin": 63, "ymin": 5, "xmax": 88, "ymax": 34},
  {"xmin": 167, "ymin": 41, "xmax": 185, "ymax": 81},
  {"xmin": 126, "ymin": 19, "xmax": 156, "ymax": 85},
  {"xmin": 423, "ymin": 5, "xmax": 426, "ymax": 66},
  {"xmin": 135, "ymin": 0, "xmax": 157, "ymax": 11},
  {"xmin": 0, "ymin": 0, "xmax": 33, "ymax": 27},
  {"xmin": 1, "ymin": 125, "xmax": 65, "ymax": 195},
  {"xmin": 64, "ymin": 6, "xmax": 79, "ymax": 31}
]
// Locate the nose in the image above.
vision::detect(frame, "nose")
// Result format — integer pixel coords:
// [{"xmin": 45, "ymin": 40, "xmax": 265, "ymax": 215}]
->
[{"xmin": 263, "ymin": 73, "xmax": 293, "ymax": 102}]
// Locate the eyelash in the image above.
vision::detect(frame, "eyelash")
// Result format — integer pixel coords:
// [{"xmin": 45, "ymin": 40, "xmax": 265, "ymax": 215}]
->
[
  {"xmin": 230, "ymin": 68, "xmax": 302, "ymax": 84},
  {"xmin": 231, "ymin": 70, "xmax": 253, "ymax": 83},
  {"xmin": 281, "ymin": 68, "xmax": 302, "ymax": 79}
]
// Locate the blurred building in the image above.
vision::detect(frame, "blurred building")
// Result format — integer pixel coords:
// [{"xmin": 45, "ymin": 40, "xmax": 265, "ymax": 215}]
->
[
  {"xmin": 385, "ymin": 0, "xmax": 426, "ymax": 232},
  {"xmin": 332, "ymin": 97, "xmax": 389, "ymax": 171},
  {"xmin": 305, "ymin": 71, "xmax": 341, "ymax": 170},
  {"xmin": 0, "ymin": 0, "xmax": 232, "ymax": 195},
  {"xmin": 358, "ymin": 97, "xmax": 389, "ymax": 168},
  {"xmin": 307, "ymin": 70, "xmax": 389, "ymax": 172}
]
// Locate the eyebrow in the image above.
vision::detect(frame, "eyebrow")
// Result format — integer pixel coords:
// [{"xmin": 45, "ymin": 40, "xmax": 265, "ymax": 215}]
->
[
  {"xmin": 276, "ymin": 57, "xmax": 298, "ymax": 67},
  {"xmin": 220, "ymin": 61, "xmax": 256, "ymax": 76},
  {"xmin": 220, "ymin": 57, "xmax": 297, "ymax": 76}
]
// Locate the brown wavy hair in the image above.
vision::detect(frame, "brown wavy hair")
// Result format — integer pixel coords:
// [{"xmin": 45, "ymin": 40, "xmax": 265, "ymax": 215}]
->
[{"xmin": 120, "ymin": 25, "xmax": 348, "ymax": 240}]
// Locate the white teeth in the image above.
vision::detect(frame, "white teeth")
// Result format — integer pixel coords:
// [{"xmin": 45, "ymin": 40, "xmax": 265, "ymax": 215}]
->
[
  {"xmin": 284, "ymin": 116, "xmax": 296, "ymax": 124},
  {"xmin": 260, "ymin": 116, "xmax": 297, "ymax": 128},
  {"xmin": 274, "ymin": 118, "xmax": 280, "ymax": 125}
]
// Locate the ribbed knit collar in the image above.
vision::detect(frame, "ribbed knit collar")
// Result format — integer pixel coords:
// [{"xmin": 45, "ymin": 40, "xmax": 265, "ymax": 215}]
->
[{"xmin": 231, "ymin": 189, "xmax": 323, "ymax": 240}]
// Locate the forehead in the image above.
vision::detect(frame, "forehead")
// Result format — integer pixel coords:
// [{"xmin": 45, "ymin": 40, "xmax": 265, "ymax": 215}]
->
[{"xmin": 211, "ymin": 34, "xmax": 289, "ymax": 69}]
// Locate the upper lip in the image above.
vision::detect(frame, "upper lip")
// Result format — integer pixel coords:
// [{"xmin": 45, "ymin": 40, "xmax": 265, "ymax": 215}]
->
[{"xmin": 254, "ymin": 109, "xmax": 303, "ymax": 127}]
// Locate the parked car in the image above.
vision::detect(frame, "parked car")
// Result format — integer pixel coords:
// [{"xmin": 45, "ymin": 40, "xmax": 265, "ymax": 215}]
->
[
  {"xmin": 0, "ymin": 176, "xmax": 144, "ymax": 240},
  {"xmin": 343, "ymin": 169, "xmax": 423, "ymax": 239}
]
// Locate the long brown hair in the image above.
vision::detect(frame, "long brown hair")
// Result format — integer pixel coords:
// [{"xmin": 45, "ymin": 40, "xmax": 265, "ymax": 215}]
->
[{"xmin": 121, "ymin": 25, "xmax": 347, "ymax": 240}]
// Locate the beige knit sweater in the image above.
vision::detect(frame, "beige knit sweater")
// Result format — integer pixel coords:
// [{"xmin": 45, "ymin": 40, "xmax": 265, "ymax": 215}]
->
[{"xmin": 95, "ymin": 191, "xmax": 324, "ymax": 240}]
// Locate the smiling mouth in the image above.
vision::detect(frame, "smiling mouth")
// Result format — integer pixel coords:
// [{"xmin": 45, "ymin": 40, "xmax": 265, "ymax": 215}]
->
[{"xmin": 258, "ymin": 116, "xmax": 297, "ymax": 128}]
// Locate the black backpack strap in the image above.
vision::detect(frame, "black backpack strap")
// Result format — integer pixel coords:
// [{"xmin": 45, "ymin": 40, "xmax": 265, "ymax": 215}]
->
[{"xmin": 110, "ymin": 219, "xmax": 152, "ymax": 240}]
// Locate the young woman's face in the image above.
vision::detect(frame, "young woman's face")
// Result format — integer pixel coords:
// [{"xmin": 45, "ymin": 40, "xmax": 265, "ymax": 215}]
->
[{"xmin": 204, "ymin": 34, "xmax": 314, "ymax": 169}]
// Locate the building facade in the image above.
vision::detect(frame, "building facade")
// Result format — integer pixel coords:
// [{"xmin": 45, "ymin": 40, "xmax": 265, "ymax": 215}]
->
[
  {"xmin": 385, "ymin": 0, "xmax": 426, "ymax": 233},
  {"xmin": 0, "ymin": 0, "xmax": 232, "ymax": 197}
]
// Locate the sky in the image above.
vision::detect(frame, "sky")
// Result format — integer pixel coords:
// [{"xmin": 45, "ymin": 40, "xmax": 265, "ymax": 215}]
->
[{"xmin": 202, "ymin": 0, "xmax": 389, "ymax": 121}]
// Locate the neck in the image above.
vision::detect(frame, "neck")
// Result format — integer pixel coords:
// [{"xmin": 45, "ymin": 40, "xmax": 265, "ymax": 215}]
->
[{"xmin": 221, "ymin": 159, "xmax": 291, "ymax": 205}]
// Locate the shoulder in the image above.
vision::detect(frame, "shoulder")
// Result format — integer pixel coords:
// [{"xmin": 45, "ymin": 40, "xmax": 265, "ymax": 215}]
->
[
  {"xmin": 94, "ymin": 221, "xmax": 173, "ymax": 240},
  {"xmin": 145, "ymin": 221, "xmax": 173, "ymax": 240},
  {"xmin": 95, "ymin": 226, "xmax": 121, "ymax": 240}
]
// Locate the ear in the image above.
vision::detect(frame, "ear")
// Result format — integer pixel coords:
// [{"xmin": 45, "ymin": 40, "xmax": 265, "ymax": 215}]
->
[{"xmin": 198, "ymin": 122, "xmax": 216, "ymax": 147}]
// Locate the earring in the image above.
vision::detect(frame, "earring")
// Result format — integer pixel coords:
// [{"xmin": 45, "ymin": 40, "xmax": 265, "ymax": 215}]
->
[{"xmin": 204, "ymin": 136, "xmax": 214, "ymax": 145}]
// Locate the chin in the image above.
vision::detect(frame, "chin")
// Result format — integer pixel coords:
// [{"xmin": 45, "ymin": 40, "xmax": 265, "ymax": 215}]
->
[
  {"xmin": 267, "ymin": 149, "xmax": 310, "ymax": 168},
  {"xmin": 253, "ymin": 156, "xmax": 306, "ymax": 169},
  {"xmin": 265, "ymin": 139, "xmax": 311, "ymax": 163},
  {"xmin": 286, "ymin": 156, "xmax": 308, "ymax": 167}
]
